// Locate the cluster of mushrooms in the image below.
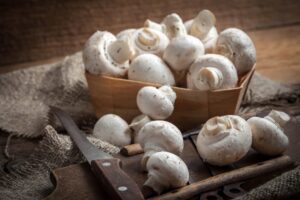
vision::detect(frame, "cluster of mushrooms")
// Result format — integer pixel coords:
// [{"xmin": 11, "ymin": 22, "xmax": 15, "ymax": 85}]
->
[
  {"xmin": 93, "ymin": 84, "xmax": 188, "ymax": 194},
  {"xmin": 83, "ymin": 10, "xmax": 289, "ymax": 194},
  {"xmin": 83, "ymin": 9, "xmax": 256, "ymax": 90}
]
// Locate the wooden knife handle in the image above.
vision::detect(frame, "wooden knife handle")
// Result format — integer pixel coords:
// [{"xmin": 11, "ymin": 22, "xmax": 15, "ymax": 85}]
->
[{"xmin": 91, "ymin": 158, "xmax": 144, "ymax": 200}]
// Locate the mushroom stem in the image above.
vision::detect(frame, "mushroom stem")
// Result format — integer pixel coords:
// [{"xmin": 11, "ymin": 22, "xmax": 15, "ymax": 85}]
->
[
  {"xmin": 190, "ymin": 10, "xmax": 216, "ymax": 40},
  {"xmin": 144, "ymin": 20, "xmax": 163, "ymax": 32},
  {"xmin": 129, "ymin": 114, "xmax": 151, "ymax": 143},
  {"xmin": 158, "ymin": 85, "xmax": 177, "ymax": 104},
  {"xmin": 194, "ymin": 67, "xmax": 223, "ymax": 90},
  {"xmin": 107, "ymin": 40, "xmax": 135, "ymax": 64},
  {"xmin": 141, "ymin": 150, "xmax": 157, "ymax": 169},
  {"xmin": 137, "ymin": 28, "xmax": 159, "ymax": 47},
  {"xmin": 205, "ymin": 116, "xmax": 229, "ymax": 135},
  {"xmin": 162, "ymin": 13, "xmax": 187, "ymax": 38},
  {"xmin": 144, "ymin": 175, "xmax": 166, "ymax": 195},
  {"xmin": 265, "ymin": 110, "xmax": 291, "ymax": 127}
]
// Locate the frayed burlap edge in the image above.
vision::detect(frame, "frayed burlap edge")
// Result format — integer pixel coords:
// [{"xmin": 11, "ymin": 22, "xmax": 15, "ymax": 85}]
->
[
  {"xmin": 234, "ymin": 165, "xmax": 300, "ymax": 200},
  {"xmin": 0, "ymin": 125, "xmax": 119, "ymax": 200}
]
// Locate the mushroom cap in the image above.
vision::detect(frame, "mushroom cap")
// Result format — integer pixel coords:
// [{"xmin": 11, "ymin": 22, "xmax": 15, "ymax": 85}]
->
[
  {"xmin": 214, "ymin": 28, "xmax": 256, "ymax": 76},
  {"xmin": 163, "ymin": 35, "xmax": 205, "ymax": 71},
  {"xmin": 184, "ymin": 19, "xmax": 193, "ymax": 33},
  {"xmin": 158, "ymin": 85, "xmax": 177, "ymax": 104},
  {"xmin": 196, "ymin": 115, "xmax": 252, "ymax": 166},
  {"xmin": 131, "ymin": 28, "xmax": 169, "ymax": 58},
  {"xmin": 136, "ymin": 86, "xmax": 175, "ymax": 120},
  {"xmin": 247, "ymin": 111, "xmax": 290, "ymax": 156},
  {"xmin": 116, "ymin": 28, "xmax": 136, "ymax": 41},
  {"xmin": 161, "ymin": 13, "xmax": 187, "ymax": 38},
  {"xmin": 145, "ymin": 13, "xmax": 187, "ymax": 39},
  {"xmin": 144, "ymin": 151, "xmax": 189, "ymax": 194},
  {"xmin": 187, "ymin": 54, "xmax": 238, "ymax": 90},
  {"xmin": 128, "ymin": 54, "xmax": 175, "ymax": 85},
  {"xmin": 93, "ymin": 114, "xmax": 131, "ymax": 147},
  {"xmin": 82, "ymin": 31, "xmax": 130, "ymax": 77},
  {"xmin": 137, "ymin": 120, "xmax": 183, "ymax": 168},
  {"xmin": 202, "ymin": 27, "xmax": 218, "ymax": 53}
]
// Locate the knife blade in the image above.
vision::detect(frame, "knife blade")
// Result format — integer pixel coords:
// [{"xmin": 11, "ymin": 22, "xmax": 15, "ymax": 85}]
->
[{"xmin": 51, "ymin": 107, "xmax": 144, "ymax": 200}]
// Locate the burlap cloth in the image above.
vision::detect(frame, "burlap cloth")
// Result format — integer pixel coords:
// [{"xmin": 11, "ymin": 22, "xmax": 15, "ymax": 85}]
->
[{"xmin": 0, "ymin": 52, "xmax": 299, "ymax": 199}]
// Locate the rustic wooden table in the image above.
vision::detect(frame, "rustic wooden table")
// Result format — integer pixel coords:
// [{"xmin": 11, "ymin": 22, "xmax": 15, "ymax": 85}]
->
[{"xmin": 0, "ymin": 0, "xmax": 300, "ymax": 199}]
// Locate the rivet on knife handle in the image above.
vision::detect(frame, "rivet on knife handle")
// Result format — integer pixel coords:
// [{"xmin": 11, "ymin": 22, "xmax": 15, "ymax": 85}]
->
[{"xmin": 91, "ymin": 158, "xmax": 144, "ymax": 200}]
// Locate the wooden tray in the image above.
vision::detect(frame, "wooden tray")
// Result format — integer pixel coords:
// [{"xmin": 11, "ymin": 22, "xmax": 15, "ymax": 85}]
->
[
  {"xmin": 45, "ymin": 135, "xmax": 292, "ymax": 200},
  {"xmin": 85, "ymin": 65, "xmax": 255, "ymax": 131}
]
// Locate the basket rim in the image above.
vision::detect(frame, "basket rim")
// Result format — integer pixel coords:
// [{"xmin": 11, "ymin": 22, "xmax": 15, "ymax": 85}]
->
[{"xmin": 85, "ymin": 64, "xmax": 256, "ymax": 93}]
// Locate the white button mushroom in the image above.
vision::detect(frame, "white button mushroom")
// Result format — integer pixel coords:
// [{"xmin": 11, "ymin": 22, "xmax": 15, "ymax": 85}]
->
[
  {"xmin": 144, "ymin": 13, "xmax": 187, "ymax": 39},
  {"xmin": 185, "ymin": 10, "xmax": 218, "ymax": 53},
  {"xmin": 214, "ymin": 28, "xmax": 256, "ymax": 76},
  {"xmin": 163, "ymin": 34, "xmax": 205, "ymax": 72},
  {"xmin": 247, "ymin": 110, "xmax": 290, "ymax": 156},
  {"xmin": 137, "ymin": 120, "xmax": 184, "ymax": 169},
  {"xmin": 83, "ymin": 31, "xmax": 135, "ymax": 77},
  {"xmin": 144, "ymin": 151, "xmax": 189, "ymax": 194},
  {"xmin": 196, "ymin": 115, "xmax": 252, "ymax": 166},
  {"xmin": 136, "ymin": 85, "xmax": 176, "ymax": 120},
  {"xmin": 116, "ymin": 28, "xmax": 136, "ymax": 41},
  {"xmin": 129, "ymin": 28, "xmax": 169, "ymax": 58},
  {"xmin": 129, "ymin": 114, "xmax": 151, "ymax": 143},
  {"xmin": 187, "ymin": 54, "xmax": 238, "ymax": 91},
  {"xmin": 93, "ymin": 114, "xmax": 132, "ymax": 147},
  {"xmin": 128, "ymin": 54, "xmax": 175, "ymax": 85}
]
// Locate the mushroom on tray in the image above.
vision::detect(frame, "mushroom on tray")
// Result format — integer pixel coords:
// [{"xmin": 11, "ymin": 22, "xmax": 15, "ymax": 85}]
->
[
  {"xmin": 196, "ymin": 115, "xmax": 252, "ymax": 166},
  {"xmin": 93, "ymin": 114, "xmax": 132, "ymax": 147},
  {"xmin": 144, "ymin": 151, "xmax": 189, "ymax": 194},
  {"xmin": 137, "ymin": 120, "xmax": 184, "ymax": 169},
  {"xmin": 247, "ymin": 110, "xmax": 290, "ymax": 156}
]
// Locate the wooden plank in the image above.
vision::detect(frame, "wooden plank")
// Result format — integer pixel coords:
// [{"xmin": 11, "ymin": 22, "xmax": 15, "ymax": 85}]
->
[{"xmin": 0, "ymin": 0, "xmax": 300, "ymax": 66}]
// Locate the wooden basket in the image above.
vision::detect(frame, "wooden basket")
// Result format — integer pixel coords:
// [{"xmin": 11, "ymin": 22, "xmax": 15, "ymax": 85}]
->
[{"xmin": 85, "ymin": 65, "xmax": 255, "ymax": 131}]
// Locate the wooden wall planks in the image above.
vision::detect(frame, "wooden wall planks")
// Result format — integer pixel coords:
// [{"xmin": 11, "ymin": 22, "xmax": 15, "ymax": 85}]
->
[{"xmin": 0, "ymin": 0, "xmax": 300, "ymax": 66}]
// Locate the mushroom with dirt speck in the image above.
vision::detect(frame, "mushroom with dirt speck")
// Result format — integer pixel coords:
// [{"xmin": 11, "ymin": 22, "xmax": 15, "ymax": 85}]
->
[
  {"xmin": 187, "ymin": 54, "xmax": 238, "ymax": 91},
  {"xmin": 136, "ymin": 85, "xmax": 176, "ymax": 120},
  {"xmin": 83, "ymin": 31, "xmax": 135, "ymax": 76},
  {"xmin": 144, "ymin": 151, "xmax": 189, "ymax": 194},
  {"xmin": 145, "ymin": 13, "xmax": 187, "ymax": 39},
  {"xmin": 196, "ymin": 115, "xmax": 252, "ymax": 166},
  {"xmin": 129, "ymin": 28, "xmax": 169, "ymax": 58},
  {"xmin": 128, "ymin": 54, "xmax": 175, "ymax": 85},
  {"xmin": 214, "ymin": 28, "xmax": 256, "ymax": 76},
  {"xmin": 137, "ymin": 120, "xmax": 183, "ymax": 169}
]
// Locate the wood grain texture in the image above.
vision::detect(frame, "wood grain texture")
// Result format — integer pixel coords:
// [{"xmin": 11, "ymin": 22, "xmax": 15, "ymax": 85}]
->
[
  {"xmin": 249, "ymin": 25, "xmax": 300, "ymax": 83},
  {"xmin": 85, "ymin": 67, "xmax": 254, "ymax": 131},
  {"xmin": 0, "ymin": 0, "xmax": 300, "ymax": 66}
]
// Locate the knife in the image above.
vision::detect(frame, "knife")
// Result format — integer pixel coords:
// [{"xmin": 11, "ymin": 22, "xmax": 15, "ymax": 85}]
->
[{"xmin": 51, "ymin": 107, "xmax": 144, "ymax": 200}]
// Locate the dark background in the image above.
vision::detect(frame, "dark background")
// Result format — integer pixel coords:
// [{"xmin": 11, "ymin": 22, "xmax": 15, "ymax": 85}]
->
[{"xmin": 0, "ymin": 0, "xmax": 299, "ymax": 67}]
